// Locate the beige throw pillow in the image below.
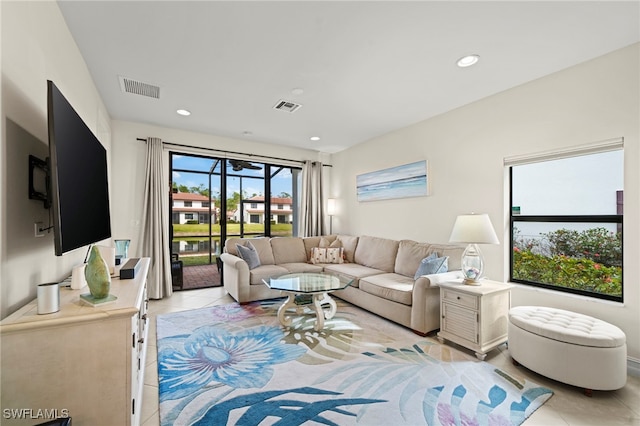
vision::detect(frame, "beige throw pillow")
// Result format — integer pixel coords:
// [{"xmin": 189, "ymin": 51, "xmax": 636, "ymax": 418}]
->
[{"xmin": 310, "ymin": 247, "xmax": 344, "ymax": 264}]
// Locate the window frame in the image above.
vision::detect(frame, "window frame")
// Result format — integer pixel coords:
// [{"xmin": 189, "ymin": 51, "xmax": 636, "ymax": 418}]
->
[
  {"xmin": 170, "ymin": 152, "xmax": 302, "ymax": 266},
  {"xmin": 508, "ymin": 151, "xmax": 624, "ymax": 303}
]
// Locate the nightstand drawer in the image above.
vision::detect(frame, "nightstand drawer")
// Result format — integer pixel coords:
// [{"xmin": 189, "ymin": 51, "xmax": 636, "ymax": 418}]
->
[{"xmin": 442, "ymin": 289, "xmax": 478, "ymax": 309}]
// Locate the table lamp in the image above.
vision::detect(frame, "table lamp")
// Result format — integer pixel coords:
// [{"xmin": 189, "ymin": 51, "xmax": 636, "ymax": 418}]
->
[{"xmin": 449, "ymin": 213, "xmax": 499, "ymax": 285}]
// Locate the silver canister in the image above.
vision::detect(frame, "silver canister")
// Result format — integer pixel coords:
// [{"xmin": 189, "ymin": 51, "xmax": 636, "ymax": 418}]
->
[{"xmin": 37, "ymin": 282, "xmax": 60, "ymax": 314}]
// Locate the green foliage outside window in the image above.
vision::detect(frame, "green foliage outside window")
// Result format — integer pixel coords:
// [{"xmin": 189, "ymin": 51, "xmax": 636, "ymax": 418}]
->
[{"xmin": 512, "ymin": 227, "xmax": 622, "ymax": 297}]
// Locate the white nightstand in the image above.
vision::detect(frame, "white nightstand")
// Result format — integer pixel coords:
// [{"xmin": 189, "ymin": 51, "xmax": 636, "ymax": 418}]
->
[{"xmin": 437, "ymin": 279, "xmax": 513, "ymax": 360}]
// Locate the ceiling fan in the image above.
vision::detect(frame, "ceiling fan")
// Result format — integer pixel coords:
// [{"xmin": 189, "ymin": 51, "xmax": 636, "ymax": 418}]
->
[{"xmin": 229, "ymin": 159, "xmax": 262, "ymax": 171}]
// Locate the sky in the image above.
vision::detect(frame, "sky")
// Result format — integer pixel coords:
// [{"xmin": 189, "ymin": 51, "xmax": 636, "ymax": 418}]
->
[
  {"xmin": 512, "ymin": 150, "xmax": 623, "ymax": 215},
  {"xmin": 512, "ymin": 149, "xmax": 623, "ymax": 237}
]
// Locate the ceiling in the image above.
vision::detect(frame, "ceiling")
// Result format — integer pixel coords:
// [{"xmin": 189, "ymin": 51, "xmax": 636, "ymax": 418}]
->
[{"xmin": 57, "ymin": 1, "xmax": 640, "ymax": 154}]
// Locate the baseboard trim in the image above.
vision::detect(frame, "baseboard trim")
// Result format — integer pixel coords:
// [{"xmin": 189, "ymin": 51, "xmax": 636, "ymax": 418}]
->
[{"xmin": 628, "ymin": 356, "xmax": 640, "ymax": 377}]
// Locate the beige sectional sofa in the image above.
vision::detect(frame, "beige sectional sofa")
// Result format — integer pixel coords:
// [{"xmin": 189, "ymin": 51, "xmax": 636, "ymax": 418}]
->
[{"xmin": 220, "ymin": 235, "xmax": 464, "ymax": 335}]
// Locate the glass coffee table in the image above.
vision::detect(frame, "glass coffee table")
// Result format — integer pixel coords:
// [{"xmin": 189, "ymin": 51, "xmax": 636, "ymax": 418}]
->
[{"xmin": 263, "ymin": 272, "xmax": 353, "ymax": 331}]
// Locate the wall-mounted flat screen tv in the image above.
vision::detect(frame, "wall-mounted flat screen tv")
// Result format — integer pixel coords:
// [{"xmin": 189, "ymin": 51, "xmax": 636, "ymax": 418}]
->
[{"xmin": 47, "ymin": 80, "xmax": 111, "ymax": 256}]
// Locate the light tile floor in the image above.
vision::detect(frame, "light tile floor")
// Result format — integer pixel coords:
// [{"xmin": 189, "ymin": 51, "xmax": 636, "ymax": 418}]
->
[{"xmin": 140, "ymin": 287, "xmax": 640, "ymax": 425}]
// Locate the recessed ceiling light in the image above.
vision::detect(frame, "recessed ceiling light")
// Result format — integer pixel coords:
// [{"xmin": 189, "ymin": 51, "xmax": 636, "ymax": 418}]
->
[
  {"xmin": 310, "ymin": 136, "xmax": 320, "ymax": 141},
  {"xmin": 176, "ymin": 109, "xmax": 191, "ymax": 116},
  {"xmin": 456, "ymin": 54, "xmax": 480, "ymax": 68}
]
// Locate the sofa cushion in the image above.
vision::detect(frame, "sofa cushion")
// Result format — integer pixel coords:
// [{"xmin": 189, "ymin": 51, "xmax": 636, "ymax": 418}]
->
[
  {"xmin": 249, "ymin": 264, "xmax": 289, "ymax": 285},
  {"xmin": 354, "ymin": 235, "xmax": 399, "ymax": 272},
  {"xmin": 322, "ymin": 263, "xmax": 385, "ymax": 288},
  {"xmin": 236, "ymin": 242, "xmax": 261, "ymax": 269},
  {"xmin": 280, "ymin": 263, "xmax": 324, "ymax": 274},
  {"xmin": 225, "ymin": 237, "xmax": 276, "ymax": 265},
  {"xmin": 319, "ymin": 236, "xmax": 341, "ymax": 248},
  {"xmin": 414, "ymin": 255, "xmax": 448, "ymax": 279},
  {"xmin": 302, "ymin": 236, "xmax": 321, "ymax": 260},
  {"xmin": 359, "ymin": 273, "xmax": 414, "ymax": 306},
  {"xmin": 224, "ymin": 238, "xmax": 243, "ymax": 256},
  {"xmin": 302, "ymin": 236, "xmax": 338, "ymax": 261},
  {"xmin": 271, "ymin": 237, "xmax": 308, "ymax": 264},
  {"xmin": 426, "ymin": 244, "xmax": 464, "ymax": 271},
  {"xmin": 394, "ymin": 239, "xmax": 432, "ymax": 277},
  {"xmin": 336, "ymin": 235, "xmax": 359, "ymax": 263}
]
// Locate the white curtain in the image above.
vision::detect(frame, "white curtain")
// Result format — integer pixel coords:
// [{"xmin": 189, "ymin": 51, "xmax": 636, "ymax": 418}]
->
[
  {"xmin": 139, "ymin": 137, "xmax": 172, "ymax": 299},
  {"xmin": 298, "ymin": 160, "xmax": 325, "ymax": 237}
]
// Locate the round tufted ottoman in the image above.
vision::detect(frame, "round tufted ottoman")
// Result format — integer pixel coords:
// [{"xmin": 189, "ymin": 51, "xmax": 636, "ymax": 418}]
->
[{"xmin": 508, "ymin": 306, "xmax": 627, "ymax": 396}]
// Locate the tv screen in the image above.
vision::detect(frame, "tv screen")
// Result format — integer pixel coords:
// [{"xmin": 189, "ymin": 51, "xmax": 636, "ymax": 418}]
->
[{"xmin": 47, "ymin": 80, "xmax": 111, "ymax": 256}]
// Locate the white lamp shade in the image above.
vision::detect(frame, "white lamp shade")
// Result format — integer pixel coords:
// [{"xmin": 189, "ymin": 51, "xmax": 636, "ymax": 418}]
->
[
  {"xmin": 327, "ymin": 198, "xmax": 337, "ymax": 216},
  {"xmin": 449, "ymin": 214, "xmax": 499, "ymax": 244}
]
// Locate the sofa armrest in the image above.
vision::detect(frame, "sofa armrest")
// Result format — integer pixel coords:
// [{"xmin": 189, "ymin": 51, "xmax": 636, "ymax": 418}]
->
[
  {"xmin": 416, "ymin": 270, "xmax": 464, "ymax": 287},
  {"xmin": 220, "ymin": 253, "xmax": 250, "ymax": 302},
  {"xmin": 410, "ymin": 270, "xmax": 464, "ymax": 335},
  {"xmin": 220, "ymin": 252, "xmax": 248, "ymax": 270}
]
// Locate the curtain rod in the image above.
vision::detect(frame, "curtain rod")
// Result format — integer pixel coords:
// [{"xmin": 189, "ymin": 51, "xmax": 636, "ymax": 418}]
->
[{"xmin": 136, "ymin": 138, "xmax": 332, "ymax": 167}]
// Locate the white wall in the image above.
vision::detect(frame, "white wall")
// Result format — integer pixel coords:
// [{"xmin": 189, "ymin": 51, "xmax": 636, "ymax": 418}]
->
[
  {"xmin": 109, "ymin": 120, "xmax": 328, "ymax": 256},
  {"xmin": 330, "ymin": 43, "xmax": 640, "ymax": 360},
  {"xmin": 1, "ymin": 2, "xmax": 112, "ymax": 318}
]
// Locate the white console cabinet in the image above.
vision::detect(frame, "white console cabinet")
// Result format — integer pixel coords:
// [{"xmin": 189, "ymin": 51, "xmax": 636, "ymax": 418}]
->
[
  {"xmin": 1, "ymin": 258, "xmax": 150, "ymax": 426},
  {"xmin": 437, "ymin": 279, "xmax": 512, "ymax": 360}
]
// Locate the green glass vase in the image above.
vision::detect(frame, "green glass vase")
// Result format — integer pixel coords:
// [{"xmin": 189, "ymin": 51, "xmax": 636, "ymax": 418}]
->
[{"xmin": 85, "ymin": 245, "xmax": 111, "ymax": 299}]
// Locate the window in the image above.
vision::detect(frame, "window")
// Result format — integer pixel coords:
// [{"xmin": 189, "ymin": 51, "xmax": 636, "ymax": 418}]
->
[
  {"xmin": 508, "ymin": 144, "xmax": 623, "ymax": 302},
  {"xmin": 251, "ymin": 203, "xmax": 257, "ymax": 209},
  {"xmin": 184, "ymin": 201, "xmax": 192, "ymax": 207},
  {"xmin": 278, "ymin": 204, "xmax": 284, "ymax": 210},
  {"xmin": 184, "ymin": 213, "xmax": 194, "ymax": 220},
  {"xmin": 202, "ymin": 202, "xmax": 210, "ymax": 207}
]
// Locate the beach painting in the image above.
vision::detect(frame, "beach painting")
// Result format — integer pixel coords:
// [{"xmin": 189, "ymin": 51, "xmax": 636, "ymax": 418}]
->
[{"xmin": 357, "ymin": 160, "xmax": 428, "ymax": 202}]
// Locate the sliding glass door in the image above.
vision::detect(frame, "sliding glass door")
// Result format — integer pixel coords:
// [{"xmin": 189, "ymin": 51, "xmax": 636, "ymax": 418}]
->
[
  {"xmin": 170, "ymin": 152, "xmax": 300, "ymax": 266},
  {"xmin": 170, "ymin": 154, "xmax": 221, "ymax": 266}
]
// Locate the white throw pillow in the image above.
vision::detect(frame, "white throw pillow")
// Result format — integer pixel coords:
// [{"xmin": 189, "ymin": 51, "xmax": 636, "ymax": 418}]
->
[{"xmin": 310, "ymin": 247, "xmax": 344, "ymax": 264}]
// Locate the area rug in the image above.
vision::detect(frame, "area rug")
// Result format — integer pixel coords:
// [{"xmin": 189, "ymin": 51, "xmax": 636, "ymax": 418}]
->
[{"xmin": 156, "ymin": 300, "xmax": 553, "ymax": 425}]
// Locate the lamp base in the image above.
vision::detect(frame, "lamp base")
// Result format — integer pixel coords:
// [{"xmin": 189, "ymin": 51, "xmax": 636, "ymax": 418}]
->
[{"xmin": 461, "ymin": 244, "xmax": 485, "ymax": 285}]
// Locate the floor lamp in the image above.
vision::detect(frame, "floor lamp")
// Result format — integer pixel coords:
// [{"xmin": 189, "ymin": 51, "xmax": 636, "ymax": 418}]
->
[{"xmin": 327, "ymin": 198, "xmax": 336, "ymax": 235}]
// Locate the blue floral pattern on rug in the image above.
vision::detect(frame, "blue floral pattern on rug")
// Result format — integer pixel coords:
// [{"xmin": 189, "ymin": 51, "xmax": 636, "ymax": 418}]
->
[
  {"xmin": 159, "ymin": 325, "xmax": 306, "ymax": 400},
  {"xmin": 157, "ymin": 302, "xmax": 553, "ymax": 425}
]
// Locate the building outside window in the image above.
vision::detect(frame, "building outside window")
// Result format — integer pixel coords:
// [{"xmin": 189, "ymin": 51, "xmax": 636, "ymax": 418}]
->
[
  {"xmin": 185, "ymin": 213, "xmax": 194, "ymax": 220},
  {"xmin": 508, "ymin": 142, "xmax": 623, "ymax": 302},
  {"xmin": 184, "ymin": 201, "xmax": 192, "ymax": 207}
]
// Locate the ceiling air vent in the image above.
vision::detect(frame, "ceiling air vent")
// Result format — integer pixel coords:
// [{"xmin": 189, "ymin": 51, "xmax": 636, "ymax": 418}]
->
[
  {"xmin": 273, "ymin": 99, "xmax": 302, "ymax": 113},
  {"xmin": 118, "ymin": 76, "xmax": 160, "ymax": 99}
]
